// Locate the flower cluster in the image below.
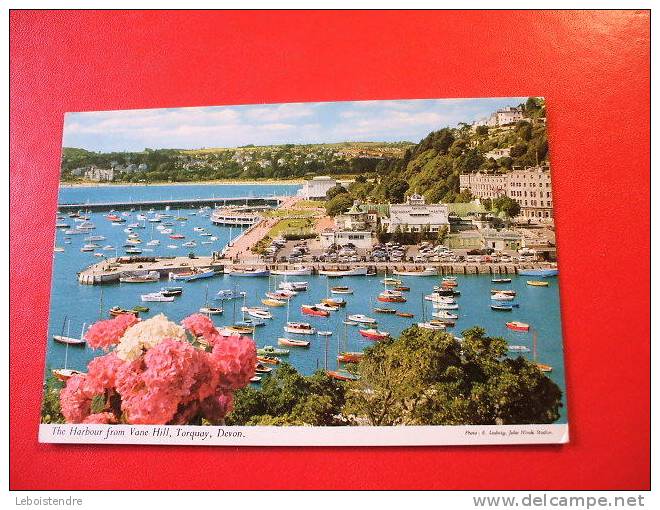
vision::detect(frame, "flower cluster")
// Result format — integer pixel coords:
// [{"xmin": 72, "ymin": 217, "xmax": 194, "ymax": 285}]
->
[
  {"xmin": 84, "ymin": 313, "xmax": 138, "ymax": 350},
  {"xmin": 59, "ymin": 313, "xmax": 256, "ymax": 425}
]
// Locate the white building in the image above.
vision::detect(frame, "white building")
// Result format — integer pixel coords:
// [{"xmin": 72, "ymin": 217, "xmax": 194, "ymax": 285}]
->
[
  {"xmin": 486, "ymin": 106, "xmax": 524, "ymax": 127},
  {"xmin": 296, "ymin": 176, "xmax": 337, "ymax": 200},
  {"xmin": 84, "ymin": 166, "xmax": 115, "ymax": 182},
  {"xmin": 319, "ymin": 230, "xmax": 375, "ymax": 250},
  {"xmin": 484, "ymin": 147, "xmax": 511, "ymax": 160},
  {"xmin": 381, "ymin": 193, "xmax": 449, "ymax": 233}
]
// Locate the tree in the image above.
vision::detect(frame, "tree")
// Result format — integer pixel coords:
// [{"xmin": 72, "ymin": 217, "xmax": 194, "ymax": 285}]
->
[
  {"xmin": 325, "ymin": 194, "xmax": 354, "ymax": 216},
  {"xmin": 492, "ymin": 196, "xmax": 521, "ymax": 218},
  {"xmin": 384, "ymin": 179, "xmax": 409, "ymax": 204},
  {"xmin": 227, "ymin": 364, "xmax": 346, "ymax": 426},
  {"xmin": 475, "ymin": 125, "xmax": 489, "ymax": 137},
  {"xmin": 437, "ymin": 225, "xmax": 449, "ymax": 244},
  {"xmin": 344, "ymin": 326, "xmax": 562, "ymax": 425},
  {"xmin": 326, "ymin": 184, "xmax": 348, "ymax": 200},
  {"xmin": 482, "ymin": 198, "xmax": 492, "ymax": 211}
]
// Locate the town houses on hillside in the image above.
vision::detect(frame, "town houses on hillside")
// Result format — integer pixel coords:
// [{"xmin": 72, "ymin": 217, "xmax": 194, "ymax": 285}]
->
[
  {"xmin": 460, "ymin": 165, "xmax": 553, "ymax": 221},
  {"xmin": 473, "ymin": 106, "xmax": 525, "ymax": 128}
]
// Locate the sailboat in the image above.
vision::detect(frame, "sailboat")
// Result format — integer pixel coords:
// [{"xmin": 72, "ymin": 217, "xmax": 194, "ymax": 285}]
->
[
  {"xmin": 327, "ymin": 318, "xmax": 360, "ymax": 380},
  {"xmin": 52, "ymin": 319, "xmax": 86, "ymax": 381},
  {"xmin": 200, "ymin": 285, "xmax": 223, "ymax": 315},
  {"xmin": 53, "ymin": 318, "xmax": 86, "ymax": 346}
]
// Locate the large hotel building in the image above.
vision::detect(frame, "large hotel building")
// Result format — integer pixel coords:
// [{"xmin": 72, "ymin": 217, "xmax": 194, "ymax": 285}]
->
[{"xmin": 459, "ymin": 165, "xmax": 553, "ymax": 221}]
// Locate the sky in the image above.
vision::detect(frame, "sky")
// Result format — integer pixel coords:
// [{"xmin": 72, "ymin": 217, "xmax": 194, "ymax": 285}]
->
[{"xmin": 63, "ymin": 97, "xmax": 528, "ymax": 152}]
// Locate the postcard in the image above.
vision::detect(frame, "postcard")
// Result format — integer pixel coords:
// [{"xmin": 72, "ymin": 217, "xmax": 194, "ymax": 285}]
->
[{"xmin": 39, "ymin": 97, "xmax": 567, "ymax": 445}]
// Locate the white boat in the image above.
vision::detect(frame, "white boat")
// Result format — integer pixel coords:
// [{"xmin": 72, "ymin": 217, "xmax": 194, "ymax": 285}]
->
[
  {"xmin": 491, "ymin": 293, "xmax": 515, "ymax": 301},
  {"xmin": 347, "ymin": 314, "xmax": 377, "ymax": 324},
  {"xmin": 193, "ymin": 227, "xmax": 205, "ymax": 232},
  {"xmin": 146, "ymin": 239, "xmax": 160, "ymax": 246},
  {"xmin": 215, "ymin": 289, "xmax": 247, "ymax": 300},
  {"xmin": 80, "ymin": 245, "xmax": 96, "ymax": 252},
  {"xmin": 200, "ymin": 306, "xmax": 223, "ymax": 315},
  {"xmin": 241, "ymin": 307, "xmax": 273, "ymax": 319},
  {"xmin": 182, "ymin": 241, "xmax": 197, "ymax": 247},
  {"xmin": 314, "ymin": 302, "xmax": 339, "ymax": 312},
  {"xmin": 168, "ymin": 269, "xmax": 217, "ymax": 281},
  {"xmin": 141, "ymin": 292, "xmax": 175, "ymax": 302},
  {"xmin": 432, "ymin": 310, "xmax": 458, "ymax": 319},
  {"xmin": 330, "ymin": 286, "xmax": 353, "ymax": 294},
  {"xmin": 84, "ymin": 235, "xmax": 106, "ymax": 241},
  {"xmin": 53, "ymin": 320, "xmax": 86, "ymax": 346},
  {"xmin": 270, "ymin": 266, "xmax": 313, "ymax": 276},
  {"xmin": 433, "ymin": 302, "xmax": 459, "ymax": 310},
  {"xmin": 318, "ymin": 267, "xmax": 368, "ymax": 277},
  {"xmin": 508, "ymin": 345, "xmax": 531, "ymax": 352},
  {"xmin": 278, "ymin": 281, "xmax": 308, "ymax": 291},
  {"xmin": 284, "ymin": 322, "xmax": 316, "ymax": 335},
  {"xmin": 317, "ymin": 331, "xmax": 333, "ymax": 336},
  {"xmin": 125, "ymin": 247, "xmax": 142, "ymax": 254},
  {"xmin": 392, "ymin": 267, "xmax": 438, "ymax": 277},
  {"xmin": 425, "ymin": 294, "xmax": 456, "ymax": 303},
  {"xmin": 102, "ymin": 245, "xmax": 115, "ymax": 251},
  {"xmin": 417, "ymin": 322, "xmax": 446, "ymax": 331},
  {"xmin": 161, "ymin": 229, "xmax": 173, "ymax": 235},
  {"xmin": 53, "ymin": 246, "xmax": 64, "ymax": 253},
  {"xmin": 228, "ymin": 267, "xmax": 270, "ymax": 277}
]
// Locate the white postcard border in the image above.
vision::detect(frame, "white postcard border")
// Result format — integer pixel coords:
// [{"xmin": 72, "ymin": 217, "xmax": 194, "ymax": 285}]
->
[{"xmin": 39, "ymin": 423, "xmax": 569, "ymax": 446}]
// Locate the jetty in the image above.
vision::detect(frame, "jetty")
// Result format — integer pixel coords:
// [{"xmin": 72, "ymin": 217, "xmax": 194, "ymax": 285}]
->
[
  {"xmin": 77, "ymin": 255, "xmax": 224, "ymax": 285},
  {"xmin": 77, "ymin": 256, "xmax": 556, "ymax": 285},
  {"xmin": 58, "ymin": 196, "xmax": 284, "ymax": 213}
]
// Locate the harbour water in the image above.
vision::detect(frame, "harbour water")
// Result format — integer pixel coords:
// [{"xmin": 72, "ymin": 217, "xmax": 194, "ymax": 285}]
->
[{"xmin": 48, "ymin": 184, "xmax": 567, "ymax": 423}]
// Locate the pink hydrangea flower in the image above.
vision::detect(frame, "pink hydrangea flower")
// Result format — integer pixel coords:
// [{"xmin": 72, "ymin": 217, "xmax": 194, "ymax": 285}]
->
[
  {"xmin": 211, "ymin": 335, "xmax": 256, "ymax": 390},
  {"xmin": 85, "ymin": 313, "xmax": 139, "ymax": 350},
  {"xmin": 59, "ymin": 375, "xmax": 93, "ymax": 423},
  {"xmin": 83, "ymin": 412, "xmax": 118, "ymax": 424},
  {"xmin": 84, "ymin": 352, "xmax": 126, "ymax": 394},
  {"xmin": 181, "ymin": 313, "xmax": 216, "ymax": 338}
]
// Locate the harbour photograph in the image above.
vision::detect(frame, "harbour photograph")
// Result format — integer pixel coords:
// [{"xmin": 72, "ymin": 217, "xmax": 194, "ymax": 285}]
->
[{"xmin": 40, "ymin": 97, "xmax": 567, "ymax": 442}]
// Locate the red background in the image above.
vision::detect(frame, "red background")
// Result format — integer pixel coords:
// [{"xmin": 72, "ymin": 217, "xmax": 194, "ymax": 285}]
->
[{"xmin": 10, "ymin": 10, "xmax": 650, "ymax": 490}]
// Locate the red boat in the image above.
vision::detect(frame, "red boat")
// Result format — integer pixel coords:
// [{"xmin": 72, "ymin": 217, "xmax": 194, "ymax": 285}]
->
[
  {"xmin": 359, "ymin": 328, "xmax": 391, "ymax": 341},
  {"xmin": 506, "ymin": 321, "xmax": 530, "ymax": 332},
  {"xmin": 326, "ymin": 370, "xmax": 360, "ymax": 381},
  {"xmin": 257, "ymin": 355, "xmax": 280, "ymax": 365},
  {"xmin": 169, "ymin": 234, "xmax": 185, "ymax": 239},
  {"xmin": 377, "ymin": 291, "xmax": 407, "ymax": 303},
  {"xmin": 337, "ymin": 352, "xmax": 364, "ymax": 363},
  {"xmin": 106, "ymin": 214, "xmax": 123, "ymax": 222},
  {"xmin": 301, "ymin": 305, "xmax": 329, "ymax": 317}
]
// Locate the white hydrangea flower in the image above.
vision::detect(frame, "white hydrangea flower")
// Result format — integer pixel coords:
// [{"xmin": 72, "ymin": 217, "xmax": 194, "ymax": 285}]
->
[{"xmin": 116, "ymin": 313, "xmax": 187, "ymax": 361}]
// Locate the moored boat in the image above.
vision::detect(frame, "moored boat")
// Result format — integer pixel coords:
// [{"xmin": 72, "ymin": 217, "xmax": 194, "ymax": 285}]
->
[
  {"xmin": 326, "ymin": 370, "xmax": 360, "ymax": 381},
  {"xmin": 200, "ymin": 306, "xmax": 223, "ymax": 315},
  {"xmin": 270, "ymin": 266, "xmax": 312, "ymax": 276},
  {"xmin": 141, "ymin": 292, "xmax": 175, "ymax": 302},
  {"xmin": 392, "ymin": 267, "xmax": 438, "ymax": 277},
  {"xmin": 490, "ymin": 289, "xmax": 516, "ymax": 296},
  {"xmin": 228, "ymin": 267, "xmax": 270, "ymax": 277},
  {"xmin": 169, "ymin": 269, "xmax": 217, "ymax": 281},
  {"xmin": 278, "ymin": 337, "xmax": 311, "ymax": 347},
  {"xmin": 215, "ymin": 289, "xmax": 247, "ymax": 300},
  {"xmin": 257, "ymin": 345, "xmax": 290, "ymax": 356},
  {"xmin": 492, "ymin": 278, "xmax": 512, "ymax": 283},
  {"xmin": 257, "ymin": 355, "xmax": 280, "ymax": 365},
  {"xmin": 160, "ymin": 287, "xmax": 183, "ymax": 297},
  {"xmin": 255, "ymin": 363, "xmax": 273, "ymax": 374},
  {"xmin": 284, "ymin": 322, "xmax": 316, "ymax": 335},
  {"xmin": 508, "ymin": 345, "xmax": 531, "ymax": 352},
  {"xmin": 518, "ymin": 268, "xmax": 558, "ymax": 277},
  {"xmin": 347, "ymin": 314, "xmax": 377, "ymax": 324},
  {"xmin": 417, "ymin": 321, "xmax": 445, "ymax": 331},
  {"xmin": 395, "ymin": 312, "xmax": 414, "ymax": 318},
  {"xmin": 527, "ymin": 280, "xmax": 550, "ymax": 287},
  {"xmin": 491, "ymin": 292, "xmax": 515, "ymax": 301},
  {"xmin": 279, "ymin": 281, "xmax": 309, "ymax": 291},
  {"xmin": 337, "ymin": 352, "xmax": 364, "ymax": 363},
  {"xmin": 318, "ymin": 266, "xmax": 368, "ymax": 277},
  {"xmin": 109, "ymin": 306, "xmax": 139, "ymax": 317},
  {"xmin": 262, "ymin": 297, "xmax": 287, "ymax": 307},
  {"xmin": 241, "ymin": 307, "xmax": 272, "ymax": 319},
  {"xmin": 506, "ymin": 321, "xmax": 530, "ymax": 332},
  {"xmin": 374, "ymin": 307, "xmax": 397, "ymax": 314},
  {"xmin": 301, "ymin": 305, "xmax": 330, "ymax": 317},
  {"xmin": 119, "ymin": 271, "xmax": 160, "ymax": 283},
  {"xmin": 377, "ymin": 290, "xmax": 406, "ymax": 303},
  {"xmin": 330, "ymin": 286, "xmax": 353, "ymax": 294},
  {"xmin": 52, "ymin": 368, "xmax": 86, "ymax": 382},
  {"xmin": 314, "ymin": 302, "xmax": 340, "ymax": 312},
  {"xmin": 491, "ymin": 304, "xmax": 513, "ymax": 311},
  {"xmin": 359, "ymin": 328, "xmax": 390, "ymax": 341}
]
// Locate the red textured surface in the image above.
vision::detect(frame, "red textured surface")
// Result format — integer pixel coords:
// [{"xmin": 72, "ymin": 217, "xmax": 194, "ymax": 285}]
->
[{"xmin": 10, "ymin": 10, "xmax": 650, "ymax": 490}]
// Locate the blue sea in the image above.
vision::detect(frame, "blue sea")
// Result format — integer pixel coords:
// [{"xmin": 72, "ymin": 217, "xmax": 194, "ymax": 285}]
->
[{"xmin": 48, "ymin": 184, "xmax": 567, "ymax": 423}]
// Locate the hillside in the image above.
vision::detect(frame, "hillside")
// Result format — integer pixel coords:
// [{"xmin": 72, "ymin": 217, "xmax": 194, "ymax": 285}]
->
[
  {"xmin": 345, "ymin": 97, "xmax": 547, "ymax": 204},
  {"xmin": 60, "ymin": 142, "xmax": 414, "ymax": 183}
]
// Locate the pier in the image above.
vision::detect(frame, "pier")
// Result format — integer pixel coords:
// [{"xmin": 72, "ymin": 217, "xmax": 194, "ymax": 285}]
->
[
  {"xmin": 77, "ymin": 255, "xmax": 225, "ymax": 285},
  {"xmin": 77, "ymin": 256, "xmax": 556, "ymax": 285},
  {"xmin": 58, "ymin": 196, "xmax": 284, "ymax": 213}
]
